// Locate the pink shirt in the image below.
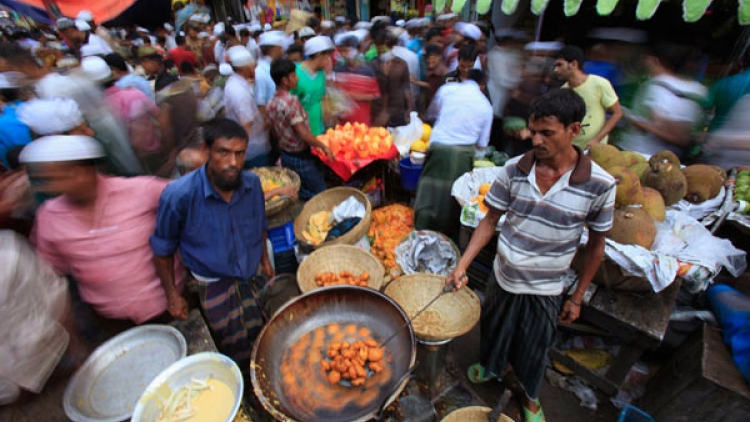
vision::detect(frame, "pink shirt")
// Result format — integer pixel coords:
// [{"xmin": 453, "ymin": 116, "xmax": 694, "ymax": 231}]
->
[
  {"xmin": 32, "ymin": 176, "xmax": 184, "ymax": 324},
  {"xmin": 104, "ymin": 85, "xmax": 161, "ymax": 153}
]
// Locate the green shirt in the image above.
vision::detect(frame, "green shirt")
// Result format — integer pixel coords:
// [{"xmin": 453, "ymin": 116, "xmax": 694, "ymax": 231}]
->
[
  {"xmin": 564, "ymin": 74, "xmax": 619, "ymax": 149},
  {"xmin": 365, "ymin": 45, "xmax": 378, "ymax": 63},
  {"xmin": 291, "ymin": 63, "xmax": 326, "ymax": 136}
]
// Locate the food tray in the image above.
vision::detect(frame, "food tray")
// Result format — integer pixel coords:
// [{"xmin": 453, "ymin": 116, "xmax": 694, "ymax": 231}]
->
[{"xmin": 63, "ymin": 325, "xmax": 187, "ymax": 422}]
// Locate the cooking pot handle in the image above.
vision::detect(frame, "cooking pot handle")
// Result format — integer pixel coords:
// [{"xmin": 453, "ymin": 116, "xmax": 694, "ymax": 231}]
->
[{"xmin": 375, "ymin": 365, "xmax": 416, "ymax": 420}]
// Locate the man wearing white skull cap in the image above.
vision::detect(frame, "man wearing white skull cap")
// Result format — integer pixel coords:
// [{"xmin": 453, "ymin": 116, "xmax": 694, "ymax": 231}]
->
[
  {"xmin": 294, "ymin": 36, "xmax": 334, "ymax": 137},
  {"xmin": 255, "ymin": 31, "xmax": 286, "ymax": 121},
  {"xmin": 17, "ymin": 98, "xmax": 93, "ymax": 137},
  {"xmin": 25, "ymin": 134, "xmax": 185, "ymax": 328},
  {"xmin": 225, "ymin": 46, "xmax": 272, "ymax": 167},
  {"xmin": 0, "ymin": 72, "xmax": 32, "ymax": 169}
]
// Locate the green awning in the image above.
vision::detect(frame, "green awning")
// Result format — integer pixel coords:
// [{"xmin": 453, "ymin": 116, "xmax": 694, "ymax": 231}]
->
[{"xmin": 500, "ymin": 0, "xmax": 750, "ymax": 24}]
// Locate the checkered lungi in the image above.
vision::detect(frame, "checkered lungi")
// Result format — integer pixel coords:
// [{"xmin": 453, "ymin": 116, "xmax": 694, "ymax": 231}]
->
[{"xmin": 280, "ymin": 150, "xmax": 327, "ymax": 200}]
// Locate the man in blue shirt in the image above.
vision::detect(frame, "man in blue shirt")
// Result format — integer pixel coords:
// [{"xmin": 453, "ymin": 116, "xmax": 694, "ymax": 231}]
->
[
  {"xmin": 151, "ymin": 118, "xmax": 274, "ymax": 371},
  {"xmin": 0, "ymin": 72, "xmax": 32, "ymax": 168}
]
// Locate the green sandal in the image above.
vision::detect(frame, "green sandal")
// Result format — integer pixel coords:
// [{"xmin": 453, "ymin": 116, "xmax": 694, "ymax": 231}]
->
[
  {"xmin": 522, "ymin": 400, "xmax": 546, "ymax": 422},
  {"xmin": 467, "ymin": 363, "xmax": 496, "ymax": 384}
]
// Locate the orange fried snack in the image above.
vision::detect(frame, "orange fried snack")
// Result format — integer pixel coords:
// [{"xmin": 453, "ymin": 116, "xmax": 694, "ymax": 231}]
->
[
  {"xmin": 314, "ymin": 270, "xmax": 371, "ymax": 287},
  {"xmin": 320, "ymin": 328, "xmax": 386, "ymax": 388},
  {"xmin": 368, "ymin": 204, "xmax": 414, "ymax": 280}
]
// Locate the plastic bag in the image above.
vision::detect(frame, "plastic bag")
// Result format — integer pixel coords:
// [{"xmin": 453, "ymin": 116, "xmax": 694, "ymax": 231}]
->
[
  {"xmin": 395, "ymin": 230, "xmax": 458, "ymax": 275},
  {"xmin": 332, "ymin": 196, "xmax": 366, "ymax": 222},
  {"xmin": 323, "ymin": 86, "xmax": 357, "ymax": 119},
  {"xmin": 391, "ymin": 111, "xmax": 423, "ymax": 157}
]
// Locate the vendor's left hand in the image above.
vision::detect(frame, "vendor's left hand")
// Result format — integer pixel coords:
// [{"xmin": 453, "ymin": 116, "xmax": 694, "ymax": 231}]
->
[
  {"xmin": 262, "ymin": 259, "xmax": 275, "ymax": 280},
  {"xmin": 558, "ymin": 299, "xmax": 581, "ymax": 324}
]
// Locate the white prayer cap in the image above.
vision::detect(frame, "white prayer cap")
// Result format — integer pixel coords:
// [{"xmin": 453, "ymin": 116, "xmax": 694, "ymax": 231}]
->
[
  {"xmin": 135, "ymin": 26, "xmax": 149, "ymax": 33},
  {"xmin": 459, "ymin": 23, "xmax": 482, "ymax": 41},
  {"xmin": 395, "ymin": 19, "xmax": 405, "ymax": 27},
  {"xmin": 198, "ymin": 31, "xmax": 209, "ymax": 39},
  {"xmin": 17, "ymin": 98, "xmax": 85, "ymax": 135},
  {"xmin": 370, "ymin": 16, "xmax": 390, "ymax": 24},
  {"xmin": 524, "ymin": 41, "xmax": 564, "ymax": 51},
  {"xmin": 333, "ymin": 32, "xmax": 353, "ymax": 47},
  {"xmin": 436, "ymin": 12, "xmax": 457, "ymax": 21},
  {"xmin": 56, "ymin": 17, "xmax": 75, "ymax": 30},
  {"xmin": 164, "ymin": 22, "xmax": 174, "ymax": 31},
  {"xmin": 335, "ymin": 16, "xmax": 346, "ymax": 23},
  {"xmin": 81, "ymin": 56, "xmax": 112, "ymax": 82},
  {"xmin": 76, "ymin": 10, "xmax": 93, "ymax": 22},
  {"xmin": 298, "ymin": 26, "xmax": 315, "ymax": 38},
  {"xmin": 189, "ymin": 14, "xmax": 202, "ymax": 23},
  {"xmin": 80, "ymin": 43, "xmax": 107, "ymax": 57},
  {"xmin": 248, "ymin": 21, "xmax": 262, "ymax": 32},
  {"xmin": 20, "ymin": 135, "xmax": 104, "ymax": 164},
  {"xmin": 321, "ymin": 20, "xmax": 334, "ymax": 29},
  {"xmin": 388, "ymin": 27, "xmax": 405, "ymax": 39},
  {"xmin": 219, "ymin": 63, "xmax": 233, "ymax": 76},
  {"xmin": 350, "ymin": 29, "xmax": 369, "ymax": 42},
  {"xmin": 304, "ymin": 35, "xmax": 334, "ymax": 57},
  {"xmin": 259, "ymin": 30, "xmax": 286, "ymax": 47},
  {"xmin": 264, "ymin": 23, "xmax": 272, "ymax": 31},
  {"xmin": 0, "ymin": 72, "xmax": 25, "ymax": 89},
  {"xmin": 213, "ymin": 22, "xmax": 225, "ymax": 36},
  {"xmin": 405, "ymin": 19, "xmax": 422, "ymax": 28},
  {"xmin": 353, "ymin": 21, "xmax": 372, "ymax": 30},
  {"xmin": 202, "ymin": 64, "xmax": 218, "ymax": 74},
  {"xmin": 75, "ymin": 19, "xmax": 91, "ymax": 31},
  {"xmin": 227, "ymin": 46, "xmax": 255, "ymax": 67}
]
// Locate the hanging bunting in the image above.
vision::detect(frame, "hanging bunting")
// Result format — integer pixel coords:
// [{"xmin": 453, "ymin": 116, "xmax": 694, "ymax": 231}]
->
[
  {"xmin": 451, "ymin": 0, "xmax": 468, "ymax": 14},
  {"xmin": 477, "ymin": 0, "xmax": 492, "ymax": 15},
  {"xmin": 434, "ymin": 0, "xmax": 446, "ymax": 14},
  {"xmin": 531, "ymin": 0, "xmax": 551, "ymax": 15},
  {"xmin": 636, "ymin": 0, "xmax": 663, "ymax": 20},
  {"xmin": 683, "ymin": 0, "xmax": 712, "ymax": 22},
  {"xmin": 564, "ymin": 0, "xmax": 584, "ymax": 16},
  {"xmin": 596, "ymin": 0, "xmax": 619, "ymax": 16},
  {"xmin": 501, "ymin": 0, "xmax": 521, "ymax": 15},
  {"xmin": 741, "ymin": 0, "xmax": 750, "ymax": 25}
]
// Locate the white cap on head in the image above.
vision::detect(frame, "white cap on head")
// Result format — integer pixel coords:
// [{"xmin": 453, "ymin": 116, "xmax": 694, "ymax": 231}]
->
[
  {"xmin": 405, "ymin": 19, "xmax": 422, "ymax": 28},
  {"xmin": 198, "ymin": 31, "xmax": 209, "ymax": 38},
  {"xmin": 304, "ymin": 35, "xmax": 334, "ymax": 57},
  {"xmin": 350, "ymin": 29, "xmax": 369, "ymax": 42},
  {"xmin": 321, "ymin": 20, "xmax": 334, "ymax": 29},
  {"xmin": 164, "ymin": 22, "xmax": 174, "ymax": 31},
  {"xmin": 333, "ymin": 32, "xmax": 351, "ymax": 47},
  {"xmin": 80, "ymin": 43, "xmax": 107, "ymax": 57},
  {"xmin": 189, "ymin": 14, "xmax": 202, "ymax": 23},
  {"xmin": 259, "ymin": 30, "xmax": 286, "ymax": 47},
  {"xmin": 226, "ymin": 46, "xmax": 255, "ymax": 67},
  {"xmin": 75, "ymin": 19, "xmax": 91, "ymax": 31},
  {"xmin": 524, "ymin": 41, "xmax": 564, "ymax": 51},
  {"xmin": 76, "ymin": 10, "xmax": 93, "ymax": 22},
  {"xmin": 213, "ymin": 22, "xmax": 225, "ymax": 36},
  {"xmin": 17, "ymin": 98, "xmax": 85, "ymax": 135},
  {"xmin": 81, "ymin": 56, "xmax": 113, "ymax": 82},
  {"xmin": 460, "ymin": 23, "xmax": 482, "ymax": 41},
  {"xmin": 0, "ymin": 72, "xmax": 25, "ymax": 89},
  {"xmin": 219, "ymin": 63, "xmax": 233, "ymax": 76},
  {"xmin": 264, "ymin": 23, "xmax": 272, "ymax": 31},
  {"xmin": 396, "ymin": 19, "xmax": 405, "ymax": 27},
  {"xmin": 436, "ymin": 12, "xmax": 457, "ymax": 21},
  {"xmin": 298, "ymin": 26, "xmax": 315, "ymax": 38},
  {"xmin": 388, "ymin": 27, "xmax": 405, "ymax": 38},
  {"xmin": 248, "ymin": 21, "xmax": 262, "ymax": 32},
  {"xmin": 136, "ymin": 26, "xmax": 149, "ymax": 33},
  {"xmin": 370, "ymin": 16, "xmax": 390, "ymax": 24},
  {"xmin": 56, "ymin": 17, "xmax": 75, "ymax": 30},
  {"xmin": 20, "ymin": 135, "xmax": 104, "ymax": 164},
  {"xmin": 353, "ymin": 21, "xmax": 372, "ymax": 30},
  {"xmin": 335, "ymin": 16, "xmax": 346, "ymax": 23}
]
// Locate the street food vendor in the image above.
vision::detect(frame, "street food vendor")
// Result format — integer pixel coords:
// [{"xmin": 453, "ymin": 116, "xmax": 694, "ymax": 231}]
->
[
  {"xmin": 446, "ymin": 89, "xmax": 615, "ymax": 422},
  {"xmin": 414, "ymin": 69, "xmax": 493, "ymax": 242},
  {"xmin": 151, "ymin": 118, "xmax": 274, "ymax": 371},
  {"xmin": 24, "ymin": 135, "xmax": 184, "ymax": 331}
]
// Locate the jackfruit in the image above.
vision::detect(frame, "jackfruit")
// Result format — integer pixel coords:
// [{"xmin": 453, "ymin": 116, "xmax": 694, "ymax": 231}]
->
[
  {"xmin": 608, "ymin": 166, "xmax": 644, "ymax": 208},
  {"xmin": 641, "ymin": 151, "xmax": 687, "ymax": 206},
  {"xmin": 589, "ymin": 144, "xmax": 625, "ymax": 170},
  {"xmin": 682, "ymin": 164, "xmax": 724, "ymax": 203},
  {"xmin": 630, "ymin": 162, "xmax": 649, "ymax": 180},
  {"xmin": 608, "ymin": 207, "xmax": 657, "ymax": 249},
  {"xmin": 621, "ymin": 150, "xmax": 648, "ymax": 168},
  {"xmin": 642, "ymin": 187, "xmax": 666, "ymax": 222}
]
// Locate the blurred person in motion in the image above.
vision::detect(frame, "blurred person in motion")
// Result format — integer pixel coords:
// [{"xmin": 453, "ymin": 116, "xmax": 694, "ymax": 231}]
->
[
  {"xmin": 486, "ymin": 30, "xmax": 524, "ymax": 150},
  {"xmin": 24, "ymin": 135, "xmax": 184, "ymax": 337},
  {"xmin": 0, "ymin": 71, "xmax": 32, "ymax": 170},
  {"xmin": 333, "ymin": 34, "xmax": 380, "ymax": 126},
  {"xmin": 411, "ymin": 44, "xmax": 446, "ymax": 119},
  {"xmin": 447, "ymin": 89, "xmax": 615, "ymax": 422},
  {"xmin": 370, "ymin": 26, "xmax": 412, "ymax": 127},
  {"xmin": 553, "ymin": 45, "xmax": 622, "ymax": 151},
  {"xmin": 151, "ymin": 118, "xmax": 274, "ymax": 372},
  {"xmin": 444, "ymin": 44, "xmax": 479, "ymax": 84},
  {"xmin": 75, "ymin": 10, "xmax": 114, "ymax": 55},
  {"xmin": 292, "ymin": 35, "xmax": 335, "ymax": 137},
  {"xmin": 255, "ymin": 31, "xmax": 287, "ymax": 123},
  {"xmin": 445, "ymin": 22, "xmax": 482, "ymax": 72},
  {"xmin": 104, "ymin": 53, "xmax": 155, "ymax": 101},
  {"xmin": 224, "ymin": 46, "xmax": 271, "ymax": 168},
  {"xmin": 617, "ymin": 42, "xmax": 706, "ymax": 159},
  {"xmin": 414, "ymin": 70, "xmax": 492, "ymax": 243},
  {"xmin": 167, "ymin": 34, "xmax": 199, "ymax": 72},
  {"xmin": 267, "ymin": 59, "xmax": 332, "ymax": 200}
]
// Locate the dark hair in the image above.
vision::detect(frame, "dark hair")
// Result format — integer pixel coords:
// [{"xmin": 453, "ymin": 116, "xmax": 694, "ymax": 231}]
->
[
  {"xmin": 5, "ymin": 145, "xmax": 24, "ymax": 170},
  {"xmin": 225, "ymin": 25, "xmax": 236, "ymax": 38},
  {"xmin": 648, "ymin": 41, "xmax": 690, "ymax": 73},
  {"xmin": 103, "ymin": 53, "xmax": 128, "ymax": 72},
  {"xmin": 338, "ymin": 35, "xmax": 359, "ymax": 49},
  {"xmin": 175, "ymin": 34, "xmax": 185, "ymax": 46},
  {"xmin": 271, "ymin": 58, "xmax": 297, "ymax": 85},
  {"xmin": 424, "ymin": 43, "xmax": 442, "ymax": 57},
  {"xmin": 260, "ymin": 44, "xmax": 275, "ymax": 56},
  {"xmin": 239, "ymin": 28, "xmax": 250, "ymax": 37},
  {"xmin": 202, "ymin": 118, "xmax": 247, "ymax": 147},
  {"xmin": 180, "ymin": 61, "xmax": 196, "ymax": 75},
  {"xmin": 467, "ymin": 69, "xmax": 485, "ymax": 85},
  {"xmin": 554, "ymin": 45, "xmax": 585, "ymax": 67},
  {"xmin": 529, "ymin": 88, "xmax": 586, "ymax": 127},
  {"xmin": 457, "ymin": 44, "xmax": 478, "ymax": 62},
  {"xmin": 253, "ymin": 30, "xmax": 263, "ymax": 37},
  {"xmin": 425, "ymin": 27, "xmax": 442, "ymax": 41},
  {"xmin": 286, "ymin": 44, "xmax": 304, "ymax": 56},
  {"xmin": 157, "ymin": 35, "xmax": 166, "ymax": 45},
  {"xmin": 0, "ymin": 88, "xmax": 21, "ymax": 102},
  {"xmin": 0, "ymin": 42, "xmax": 37, "ymax": 66}
]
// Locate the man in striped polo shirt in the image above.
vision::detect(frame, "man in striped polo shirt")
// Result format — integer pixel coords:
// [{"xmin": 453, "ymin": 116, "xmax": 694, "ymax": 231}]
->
[{"xmin": 447, "ymin": 89, "xmax": 615, "ymax": 422}]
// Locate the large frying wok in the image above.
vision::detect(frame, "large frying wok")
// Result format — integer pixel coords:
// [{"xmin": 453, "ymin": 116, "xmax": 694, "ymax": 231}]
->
[{"xmin": 251, "ymin": 286, "xmax": 417, "ymax": 422}]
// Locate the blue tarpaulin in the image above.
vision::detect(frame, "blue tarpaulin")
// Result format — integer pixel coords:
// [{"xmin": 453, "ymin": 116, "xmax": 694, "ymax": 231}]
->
[{"xmin": 0, "ymin": 0, "xmax": 50, "ymax": 24}]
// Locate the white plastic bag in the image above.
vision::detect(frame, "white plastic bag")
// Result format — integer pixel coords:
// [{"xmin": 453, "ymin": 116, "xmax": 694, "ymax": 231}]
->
[
  {"xmin": 391, "ymin": 111, "xmax": 423, "ymax": 157},
  {"xmin": 332, "ymin": 196, "xmax": 366, "ymax": 222}
]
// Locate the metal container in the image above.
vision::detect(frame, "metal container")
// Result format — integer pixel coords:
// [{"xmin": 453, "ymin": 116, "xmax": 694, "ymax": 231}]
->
[
  {"xmin": 131, "ymin": 352, "xmax": 243, "ymax": 422},
  {"xmin": 63, "ymin": 325, "xmax": 187, "ymax": 422}
]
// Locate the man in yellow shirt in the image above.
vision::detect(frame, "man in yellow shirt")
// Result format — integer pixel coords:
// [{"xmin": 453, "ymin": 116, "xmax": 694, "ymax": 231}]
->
[{"xmin": 554, "ymin": 46, "xmax": 622, "ymax": 150}]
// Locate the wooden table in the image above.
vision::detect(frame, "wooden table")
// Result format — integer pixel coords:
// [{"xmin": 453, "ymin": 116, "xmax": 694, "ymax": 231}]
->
[
  {"xmin": 0, "ymin": 309, "xmax": 216, "ymax": 422},
  {"xmin": 549, "ymin": 280, "xmax": 682, "ymax": 396}
]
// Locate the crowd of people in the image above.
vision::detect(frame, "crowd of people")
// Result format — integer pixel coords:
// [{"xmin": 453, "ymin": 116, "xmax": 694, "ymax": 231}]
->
[{"xmin": 0, "ymin": 3, "xmax": 749, "ymax": 419}]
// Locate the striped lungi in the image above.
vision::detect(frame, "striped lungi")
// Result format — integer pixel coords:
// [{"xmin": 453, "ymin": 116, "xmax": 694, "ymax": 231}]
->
[
  {"xmin": 196, "ymin": 277, "xmax": 265, "ymax": 373},
  {"xmin": 480, "ymin": 273, "xmax": 563, "ymax": 400},
  {"xmin": 280, "ymin": 150, "xmax": 327, "ymax": 200}
]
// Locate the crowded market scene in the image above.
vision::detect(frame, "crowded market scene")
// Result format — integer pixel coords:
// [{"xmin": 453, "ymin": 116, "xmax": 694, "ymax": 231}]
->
[{"xmin": 2, "ymin": 0, "xmax": 750, "ymax": 421}]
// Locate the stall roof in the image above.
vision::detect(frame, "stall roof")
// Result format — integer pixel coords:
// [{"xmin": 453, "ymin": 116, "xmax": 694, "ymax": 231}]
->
[
  {"xmin": 500, "ymin": 0, "xmax": 750, "ymax": 25},
  {"xmin": 12, "ymin": 0, "xmax": 137, "ymax": 23}
]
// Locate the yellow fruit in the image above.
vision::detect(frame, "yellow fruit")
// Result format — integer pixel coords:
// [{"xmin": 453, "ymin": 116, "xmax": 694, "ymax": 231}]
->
[
  {"xmin": 411, "ymin": 140, "xmax": 428, "ymax": 153},
  {"xmin": 421, "ymin": 124, "xmax": 432, "ymax": 143},
  {"xmin": 478, "ymin": 183, "xmax": 491, "ymax": 196}
]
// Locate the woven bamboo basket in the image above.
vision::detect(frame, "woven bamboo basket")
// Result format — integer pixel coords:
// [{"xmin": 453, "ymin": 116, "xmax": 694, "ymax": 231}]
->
[
  {"xmin": 251, "ymin": 167, "xmax": 301, "ymax": 217},
  {"xmin": 440, "ymin": 406, "xmax": 514, "ymax": 422},
  {"xmin": 384, "ymin": 273, "xmax": 480, "ymax": 342},
  {"xmin": 296, "ymin": 245, "xmax": 385, "ymax": 293},
  {"xmin": 293, "ymin": 187, "xmax": 372, "ymax": 250}
]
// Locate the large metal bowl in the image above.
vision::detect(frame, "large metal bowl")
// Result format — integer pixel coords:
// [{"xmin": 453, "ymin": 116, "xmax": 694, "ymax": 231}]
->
[
  {"xmin": 251, "ymin": 285, "xmax": 417, "ymax": 422},
  {"xmin": 131, "ymin": 352, "xmax": 243, "ymax": 422},
  {"xmin": 63, "ymin": 325, "xmax": 187, "ymax": 422}
]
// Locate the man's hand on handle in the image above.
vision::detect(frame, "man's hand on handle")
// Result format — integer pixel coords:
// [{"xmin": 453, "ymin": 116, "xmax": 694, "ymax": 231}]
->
[{"xmin": 445, "ymin": 267, "xmax": 469, "ymax": 291}]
